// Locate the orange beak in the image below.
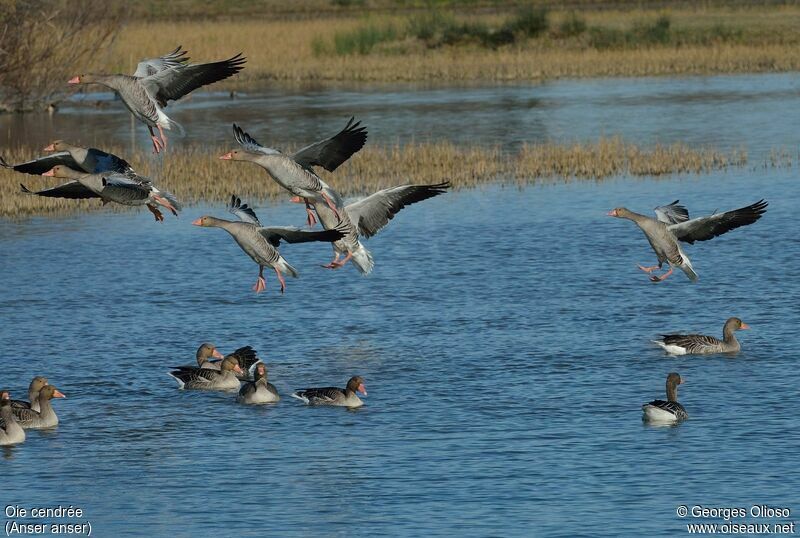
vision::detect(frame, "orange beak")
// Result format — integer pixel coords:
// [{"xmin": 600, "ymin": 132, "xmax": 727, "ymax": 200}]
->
[
  {"xmin": 740, "ymin": 323, "xmax": 750, "ymax": 330},
  {"xmin": 43, "ymin": 143, "xmax": 56, "ymax": 152},
  {"xmin": 42, "ymin": 168, "xmax": 56, "ymax": 177},
  {"xmin": 358, "ymin": 383, "xmax": 367, "ymax": 396},
  {"xmin": 219, "ymin": 152, "xmax": 233, "ymax": 160},
  {"xmin": 233, "ymin": 364, "xmax": 243, "ymax": 374},
  {"xmin": 67, "ymin": 76, "xmax": 80, "ymax": 84},
  {"xmin": 53, "ymin": 390, "xmax": 66, "ymax": 398},
  {"xmin": 212, "ymin": 349, "xmax": 224, "ymax": 359},
  {"xmin": 607, "ymin": 209, "xmax": 618, "ymax": 217},
  {"xmin": 191, "ymin": 218, "xmax": 203, "ymax": 226}
]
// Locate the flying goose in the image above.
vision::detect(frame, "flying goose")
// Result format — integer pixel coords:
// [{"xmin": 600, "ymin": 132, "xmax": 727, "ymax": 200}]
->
[
  {"xmin": 219, "ymin": 118, "xmax": 367, "ymax": 226},
  {"xmin": 642, "ymin": 373, "xmax": 688, "ymax": 423},
  {"xmin": 10, "ymin": 376, "xmax": 49, "ymax": 413},
  {"xmin": 292, "ymin": 376, "xmax": 367, "ymax": 408},
  {"xmin": 0, "ymin": 391, "xmax": 26, "ymax": 446},
  {"xmin": 2, "ymin": 141, "xmax": 135, "ymax": 179},
  {"xmin": 68, "ymin": 46, "xmax": 246, "ymax": 153},
  {"xmin": 237, "ymin": 363, "xmax": 280, "ymax": 404},
  {"xmin": 306, "ymin": 182, "xmax": 451, "ymax": 274},
  {"xmin": 11, "ymin": 384, "xmax": 66, "ymax": 429},
  {"xmin": 607, "ymin": 199, "xmax": 768, "ymax": 282},
  {"xmin": 192, "ymin": 195, "xmax": 346, "ymax": 294},
  {"xmin": 40, "ymin": 165, "xmax": 180, "ymax": 221},
  {"xmin": 168, "ymin": 356, "xmax": 243, "ymax": 391},
  {"xmin": 654, "ymin": 317, "xmax": 749, "ymax": 355}
]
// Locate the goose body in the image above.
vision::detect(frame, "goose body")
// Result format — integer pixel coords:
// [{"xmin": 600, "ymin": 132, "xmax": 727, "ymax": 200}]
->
[
  {"xmin": 0, "ymin": 392, "xmax": 26, "ymax": 446},
  {"xmin": 10, "ymin": 376, "xmax": 48, "ymax": 414},
  {"xmin": 11, "ymin": 385, "xmax": 65, "ymax": 429},
  {"xmin": 292, "ymin": 376, "xmax": 367, "ymax": 408},
  {"xmin": 654, "ymin": 317, "xmax": 749, "ymax": 355},
  {"xmin": 237, "ymin": 364, "xmax": 280, "ymax": 404},
  {"xmin": 168, "ymin": 356, "xmax": 243, "ymax": 391},
  {"xmin": 642, "ymin": 373, "xmax": 688, "ymax": 423}
]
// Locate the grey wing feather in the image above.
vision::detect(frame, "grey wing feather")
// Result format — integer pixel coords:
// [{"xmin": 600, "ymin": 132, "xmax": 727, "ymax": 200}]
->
[
  {"xmin": 346, "ymin": 182, "xmax": 451, "ymax": 239},
  {"xmin": 647, "ymin": 399, "xmax": 688, "ymax": 419},
  {"xmin": 227, "ymin": 195, "xmax": 261, "ymax": 225},
  {"xmin": 20, "ymin": 181, "xmax": 100, "ymax": 199},
  {"xmin": 661, "ymin": 334, "xmax": 722, "ymax": 353},
  {"xmin": 258, "ymin": 223, "xmax": 347, "ymax": 248},
  {"xmin": 232, "ymin": 123, "xmax": 277, "ymax": 154},
  {"xmin": 668, "ymin": 200, "xmax": 768, "ymax": 244},
  {"xmin": 654, "ymin": 200, "xmax": 690, "ymax": 224},
  {"xmin": 1, "ymin": 152, "xmax": 81, "ymax": 175},
  {"xmin": 101, "ymin": 175, "xmax": 151, "ymax": 202},
  {"xmin": 143, "ymin": 53, "xmax": 246, "ymax": 107},
  {"xmin": 133, "ymin": 46, "xmax": 190, "ymax": 77},
  {"xmin": 292, "ymin": 117, "xmax": 368, "ymax": 172}
]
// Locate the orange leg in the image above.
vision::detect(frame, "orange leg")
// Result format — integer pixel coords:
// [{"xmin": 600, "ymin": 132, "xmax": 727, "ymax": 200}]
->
[
  {"xmin": 157, "ymin": 124, "xmax": 168, "ymax": 150},
  {"xmin": 146, "ymin": 204, "xmax": 165, "ymax": 222},
  {"xmin": 323, "ymin": 251, "xmax": 352, "ymax": 269},
  {"xmin": 637, "ymin": 264, "xmax": 661, "ymax": 273},
  {"xmin": 274, "ymin": 267, "xmax": 287, "ymax": 294},
  {"xmin": 153, "ymin": 195, "xmax": 178, "ymax": 216},
  {"xmin": 650, "ymin": 267, "xmax": 674, "ymax": 282},
  {"xmin": 253, "ymin": 266, "xmax": 266, "ymax": 293},
  {"xmin": 148, "ymin": 126, "xmax": 163, "ymax": 154},
  {"xmin": 321, "ymin": 191, "xmax": 341, "ymax": 219},
  {"xmin": 304, "ymin": 199, "xmax": 317, "ymax": 227}
]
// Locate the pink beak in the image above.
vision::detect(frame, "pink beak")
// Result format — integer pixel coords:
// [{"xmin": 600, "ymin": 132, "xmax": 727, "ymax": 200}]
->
[
  {"xmin": 358, "ymin": 383, "xmax": 367, "ymax": 396},
  {"xmin": 42, "ymin": 168, "xmax": 56, "ymax": 177},
  {"xmin": 219, "ymin": 152, "xmax": 233, "ymax": 160},
  {"xmin": 53, "ymin": 390, "xmax": 66, "ymax": 398},
  {"xmin": 607, "ymin": 209, "xmax": 618, "ymax": 217},
  {"xmin": 233, "ymin": 364, "xmax": 243, "ymax": 374},
  {"xmin": 740, "ymin": 323, "xmax": 750, "ymax": 330},
  {"xmin": 43, "ymin": 143, "xmax": 55, "ymax": 152},
  {"xmin": 191, "ymin": 218, "xmax": 203, "ymax": 226},
  {"xmin": 67, "ymin": 76, "xmax": 80, "ymax": 84},
  {"xmin": 212, "ymin": 349, "xmax": 224, "ymax": 359}
]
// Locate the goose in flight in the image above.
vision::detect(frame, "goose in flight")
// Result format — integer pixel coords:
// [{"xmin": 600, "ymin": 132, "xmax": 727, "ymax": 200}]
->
[
  {"xmin": 654, "ymin": 317, "xmax": 749, "ymax": 355},
  {"xmin": 39, "ymin": 165, "xmax": 181, "ymax": 221},
  {"xmin": 2, "ymin": 141, "xmax": 135, "ymax": 178},
  {"xmin": 642, "ymin": 373, "xmax": 688, "ymax": 423},
  {"xmin": 607, "ymin": 199, "xmax": 767, "ymax": 282},
  {"xmin": 220, "ymin": 118, "xmax": 367, "ymax": 226},
  {"xmin": 192, "ymin": 195, "xmax": 347, "ymax": 294},
  {"xmin": 306, "ymin": 182, "xmax": 451, "ymax": 274},
  {"xmin": 68, "ymin": 46, "xmax": 246, "ymax": 153}
]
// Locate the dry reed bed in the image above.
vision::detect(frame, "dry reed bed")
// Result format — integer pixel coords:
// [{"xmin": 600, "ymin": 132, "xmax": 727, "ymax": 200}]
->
[
  {"xmin": 0, "ymin": 138, "xmax": 746, "ymax": 219},
  {"xmin": 104, "ymin": 7, "xmax": 800, "ymax": 84}
]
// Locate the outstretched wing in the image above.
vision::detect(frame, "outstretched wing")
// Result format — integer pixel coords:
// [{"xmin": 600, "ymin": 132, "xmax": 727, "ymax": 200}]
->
[
  {"xmin": 1, "ymin": 153, "xmax": 81, "ymax": 175},
  {"xmin": 668, "ymin": 200, "xmax": 768, "ymax": 244},
  {"xmin": 143, "ymin": 53, "xmax": 246, "ymax": 107},
  {"xmin": 133, "ymin": 46, "xmax": 190, "ymax": 77},
  {"xmin": 258, "ymin": 225, "xmax": 346, "ymax": 248},
  {"xmin": 232, "ymin": 123, "xmax": 279, "ymax": 155},
  {"xmin": 20, "ymin": 181, "xmax": 99, "ymax": 199},
  {"xmin": 100, "ymin": 175, "xmax": 151, "ymax": 202},
  {"xmin": 292, "ymin": 117, "xmax": 368, "ymax": 172},
  {"xmin": 227, "ymin": 195, "xmax": 261, "ymax": 225},
  {"xmin": 346, "ymin": 182, "xmax": 451, "ymax": 239},
  {"xmin": 654, "ymin": 200, "xmax": 689, "ymax": 225}
]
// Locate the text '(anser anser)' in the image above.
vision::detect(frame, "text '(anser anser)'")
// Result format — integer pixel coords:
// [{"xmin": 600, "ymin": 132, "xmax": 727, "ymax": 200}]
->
[
  {"xmin": 192, "ymin": 195, "xmax": 346, "ymax": 294},
  {"xmin": 654, "ymin": 317, "xmax": 749, "ymax": 355},
  {"xmin": 68, "ymin": 46, "xmax": 245, "ymax": 153},
  {"xmin": 608, "ymin": 199, "xmax": 768, "ymax": 282}
]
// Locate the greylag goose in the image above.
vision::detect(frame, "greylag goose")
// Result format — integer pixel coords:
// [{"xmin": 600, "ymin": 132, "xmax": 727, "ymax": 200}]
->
[
  {"xmin": 68, "ymin": 46, "xmax": 246, "ymax": 153},
  {"xmin": 190, "ymin": 345, "xmax": 261, "ymax": 379},
  {"xmin": 654, "ymin": 317, "xmax": 749, "ymax": 355},
  {"xmin": 11, "ymin": 384, "xmax": 65, "ymax": 429},
  {"xmin": 168, "ymin": 356, "xmax": 242, "ymax": 391},
  {"xmin": 292, "ymin": 376, "xmax": 367, "ymax": 408},
  {"xmin": 608, "ymin": 199, "xmax": 768, "ymax": 282},
  {"xmin": 237, "ymin": 363, "xmax": 280, "ymax": 404},
  {"xmin": 0, "ymin": 391, "xmax": 26, "ymax": 446},
  {"xmin": 220, "ymin": 118, "xmax": 367, "ymax": 226},
  {"xmin": 307, "ymin": 182, "xmax": 451, "ymax": 274},
  {"xmin": 192, "ymin": 195, "xmax": 347, "ymax": 294},
  {"xmin": 10, "ymin": 376, "xmax": 48, "ymax": 413},
  {"xmin": 642, "ymin": 372, "xmax": 688, "ymax": 423},
  {"xmin": 41, "ymin": 165, "xmax": 181, "ymax": 221},
  {"xmin": 192, "ymin": 342, "xmax": 225, "ymax": 368},
  {"xmin": 2, "ymin": 141, "xmax": 134, "ymax": 177}
]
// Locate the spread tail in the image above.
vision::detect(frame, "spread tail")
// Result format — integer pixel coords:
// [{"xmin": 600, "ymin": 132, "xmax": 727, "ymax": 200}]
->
[{"xmin": 350, "ymin": 245, "xmax": 374, "ymax": 275}]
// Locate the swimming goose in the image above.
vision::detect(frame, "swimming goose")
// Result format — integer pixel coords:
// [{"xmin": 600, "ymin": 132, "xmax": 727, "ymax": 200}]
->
[
  {"xmin": 0, "ymin": 391, "xmax": 26, "ymax": 446},
  {"xmin": 68, "ymin": 46, "xmax": 246, "ymax": 153},
  {"xmin": 292, "ymin": 376, "xmax": 367, "ymax": 408},
  {"xmin": 608, "ymin": 199, "xmax": 768, "ymax": 282},
  {"xmin": 11, "ymin": 384, "xmax": 66, "ymax": 429},
  {"xmin": 220, "ymin": 118, "xmax": 367, "ymax": 226},
  {"xmin": 192, "ymin": 195, "xmax": 346, "ymax": 294},
  {"xmin": 168, "ymin": 356, "xmax": 243, "ymax": 391},
  {"xmin": 654, "ymin": 317, "xmax": 749, "ymax": 355},
  {"xmin": 192, "ymin": 342, "xmax": 225, "ymax": 368},
  {"xmin": 306, "ymin": 182, "xmax": 451, "ymax": 274},
  {"xmin": 41, "ymin": 165, "xmax": 181, "ymax": 221},
  {"xmin": 237, "ymin": 363, "xmax": 280, "ymax": 404},
  {"xmin": 10, "ymin": 376, "xmax": 49, "ymax": 413},
  {"xmin": 194, "ymin": 345, "xmax": 261, "ymax": 379},
  {"xmin": 2, "ymin": 142, "xmax": 134, "ymax": 178},
  {"xmin": 642, "ymin": 372, "xmax": 688, "ymax": 423}
]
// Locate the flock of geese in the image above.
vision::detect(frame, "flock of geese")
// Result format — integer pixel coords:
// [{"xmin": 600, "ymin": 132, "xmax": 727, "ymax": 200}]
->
[{"xmin": 0, "ymin": 45, "xmax": 772, "ymax": 446}]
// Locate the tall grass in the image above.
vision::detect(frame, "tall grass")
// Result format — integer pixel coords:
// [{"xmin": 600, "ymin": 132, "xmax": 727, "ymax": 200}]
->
[{"xmin": 0, "ymin": 139, "xmax": 747, "ymax": 218}]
